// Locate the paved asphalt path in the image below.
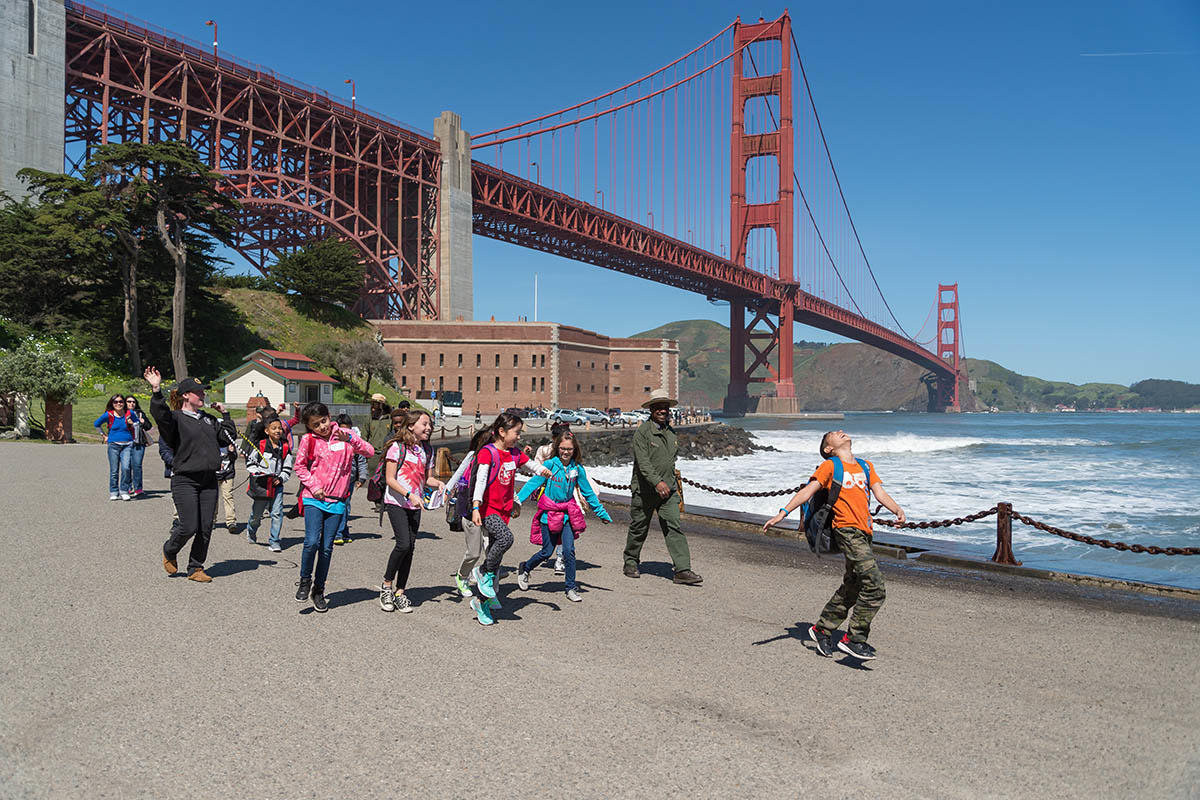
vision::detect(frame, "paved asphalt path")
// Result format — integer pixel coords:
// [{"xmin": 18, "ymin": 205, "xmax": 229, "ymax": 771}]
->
[{"xmin": 2, "ymin": 442, "xmax": 1198, "ymax": 799}]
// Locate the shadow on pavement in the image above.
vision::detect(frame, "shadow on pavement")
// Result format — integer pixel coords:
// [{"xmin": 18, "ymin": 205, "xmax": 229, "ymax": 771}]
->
[
  {"xmin": 636, "ymin": 560, "xmax": 676, "ymax": 579},
  {"xmin": 206, "ymin": 558, "xmax": 276, "ymax": 578},
  {"xmin": 751, "ymin": 621, "xmax": 876, "ymax": 671},
  {"xmin": 491, "ymin": 595, "xmax": 561, "ymax": 619},
  {"xmin": 325, "ymin": 587, "xmax": 377, "ymax": 608}
]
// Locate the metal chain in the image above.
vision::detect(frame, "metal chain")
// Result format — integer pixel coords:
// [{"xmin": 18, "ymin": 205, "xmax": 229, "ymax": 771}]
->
[
  {"xmin": 873, "ymin": 507, "xmax": 998, "ymax": 530},
  {"xmin": 589, "ymin": 474, "xmax": 1200, "ymax": 556},
  {"xmin": 1010, "ymin": 511, "xmax": 1200, "ymax": 556}
]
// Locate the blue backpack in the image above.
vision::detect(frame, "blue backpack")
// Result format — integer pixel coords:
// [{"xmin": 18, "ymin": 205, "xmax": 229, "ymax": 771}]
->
[{"xmin": 801, "ymin": 457, "xmax": 872, "ymax": 557}]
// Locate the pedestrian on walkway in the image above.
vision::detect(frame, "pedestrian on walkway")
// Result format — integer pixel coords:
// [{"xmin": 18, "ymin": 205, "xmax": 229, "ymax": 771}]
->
[
  {"xmin": 144, "ymin": 367, "xmax": 236, "ymax": 583},
  {"xmin": 467, "ymin": 412, "xmax": 550, "ymax": 625},
  {"xmin": 243, "ymin": 412, "xmax": 294, "ymax": 552},
  {"xmin": 363, "ymin": 393, "xmax": 393, "ymax": 508},
  {"xmin": 333, "ymin": 412, "xmax": 367, "ymax": 545},
  {"xmin": 762, "ymin": 430, "xmax": 906, "ymax": 661},
  {"xmin": 125, "ymin": 396, "xmax": 152, "ymax": 496},
  {"xmin": 532, "ymin": 421, "xmax": 576, "ymax": 574},
  {"xmin": 94, "ymin": 394, "xmax": 135, "ymax": 501},
  {"xmin": 216, "ymin": 440, "xmax": 239, "ymax": 534},
  {"xmin": 447, "ymin": 427, "xmax": 490, "ymax": 600},
  {"xmin": 378, "ymin": 409, "xmax": 445, "ymax": 613},
  {"xmin": 292, "ymin": 402, "xmax": 374, "ymax": 613},
  {"xmin": 622, "ymin": 388, "xmax": 702, "ymax": 585},
  {"xmin": 516, "ymin": 430, "xmax": 611, "ymax": 603}
]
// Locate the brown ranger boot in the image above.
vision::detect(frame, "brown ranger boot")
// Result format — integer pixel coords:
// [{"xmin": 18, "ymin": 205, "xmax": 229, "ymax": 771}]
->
[
  {"xmin": 672, "ymin": 569, "xmax": 703, "ymax": 586},
  {"xmin": 187, "ymin": 568, "xmax": 213, "ymax": 583},
  {"xmin": 163, "ymin": 554, "xmax": 178, "ymax": 575}
]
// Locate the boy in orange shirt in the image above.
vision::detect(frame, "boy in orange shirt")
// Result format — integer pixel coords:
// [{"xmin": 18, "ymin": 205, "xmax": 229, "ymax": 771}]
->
[{"xmin": 763, "ymin": 430, "xmax": 906, "ymax": 660}]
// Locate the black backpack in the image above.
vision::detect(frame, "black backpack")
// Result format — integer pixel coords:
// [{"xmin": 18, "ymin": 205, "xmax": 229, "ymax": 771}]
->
[{"xmin": 801, "ymin": 457, "xmax": 872, "ymax": 557}]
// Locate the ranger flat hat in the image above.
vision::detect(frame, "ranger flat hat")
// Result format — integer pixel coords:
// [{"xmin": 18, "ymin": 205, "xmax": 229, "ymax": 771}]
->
[
  {"xmin": 370, "ymin": 393, "xmax": 388, "ymax": 403},
  {"xmin": 641, "ymin": 388, "xmax": 678, "ymax": 409}
]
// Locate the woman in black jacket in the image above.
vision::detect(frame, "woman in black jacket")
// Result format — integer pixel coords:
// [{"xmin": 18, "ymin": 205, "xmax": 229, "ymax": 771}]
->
[{"xmin": 144, "ymin": 366, "xmax": 236, "ymax": 583}]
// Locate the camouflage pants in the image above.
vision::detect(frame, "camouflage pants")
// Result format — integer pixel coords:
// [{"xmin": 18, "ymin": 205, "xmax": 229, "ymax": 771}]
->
[{"xmin": 817, "ymin": 527, "xmax": 886, "ymax": 643}]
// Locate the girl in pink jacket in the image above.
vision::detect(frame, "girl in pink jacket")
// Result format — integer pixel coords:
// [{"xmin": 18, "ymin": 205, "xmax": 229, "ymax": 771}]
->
[{"xmin": 293, "ymin": 402, "xmax": 374, "ymax": 612}]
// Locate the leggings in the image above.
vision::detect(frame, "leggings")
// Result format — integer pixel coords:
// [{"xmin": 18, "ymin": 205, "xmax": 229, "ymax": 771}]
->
[
  {"xmin": 384, "ymin": 505, "xmax": 420, "ymax": 588},
  {"xmin": 165, "ymin": 471, "xmax": 217, "ymax": 573},
  {"xmin": 481, "ymin": 513, "xmax": 514, "ymax": 576}
]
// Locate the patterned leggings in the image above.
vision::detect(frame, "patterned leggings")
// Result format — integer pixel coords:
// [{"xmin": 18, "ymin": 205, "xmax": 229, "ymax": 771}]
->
[{"xmin": 481, "ymin": 513, "xmax": 514, "ymax": 575}]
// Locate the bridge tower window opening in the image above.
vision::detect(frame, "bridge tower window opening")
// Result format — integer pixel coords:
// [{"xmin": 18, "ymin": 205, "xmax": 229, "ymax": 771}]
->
[{"xmin": 27, "ymin": 0, "xmax": 37, "ymax": 55}]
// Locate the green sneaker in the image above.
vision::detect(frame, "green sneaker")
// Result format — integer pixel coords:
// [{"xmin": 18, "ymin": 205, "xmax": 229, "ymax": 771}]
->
[{"xmin": 455, "ymin": 574, "xmax": 473, "ymax": 598}]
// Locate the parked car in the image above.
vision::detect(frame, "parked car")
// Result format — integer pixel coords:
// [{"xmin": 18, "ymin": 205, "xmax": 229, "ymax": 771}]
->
[
  {"xmin": 550, "ymin": 408, "xmax": 584, "ymax": 424},
  {"xmin": 617, "ymin": 410, "xmax": 643, "ymax": 424},
  {"xmin": 577, "ymin": 408, "xmax": 611, "ymax": 425}
]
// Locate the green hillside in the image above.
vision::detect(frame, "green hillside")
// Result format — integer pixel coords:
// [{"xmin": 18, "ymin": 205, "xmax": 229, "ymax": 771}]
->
[{"xmin": 634, "ymin": 320, "xmax": 1199, "ymax": 411}]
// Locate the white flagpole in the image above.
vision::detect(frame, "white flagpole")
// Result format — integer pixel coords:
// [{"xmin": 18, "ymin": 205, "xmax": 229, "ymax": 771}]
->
[{"xmin": 534, "ymin": 273, "xmax": 539, "ymax": 322}]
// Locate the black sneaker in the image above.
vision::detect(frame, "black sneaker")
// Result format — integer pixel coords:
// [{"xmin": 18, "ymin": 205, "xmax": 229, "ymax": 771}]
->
[
  {"xmin": 837, "ymin": 636, "xmax": 877, "ymax": 660},
  {"xmin": 808, "ymin": 625, "xmax": 835, "ymax": 657},
  {"xmin": 294, "ymin": 578, "xmax": 312, "ymax": 603},
  {"xmin": 311, "ymin": 590, "xmax": 328, "ymax": 613},
  {"xmin": 623, "ymin": 563, "xmax": 640, "ymax": 579}
]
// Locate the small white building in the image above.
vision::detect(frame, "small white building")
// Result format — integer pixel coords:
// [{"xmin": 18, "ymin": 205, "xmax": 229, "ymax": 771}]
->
[{"xmin": 219, "ymin": 349, "xmax": 338, "ymax": 406}]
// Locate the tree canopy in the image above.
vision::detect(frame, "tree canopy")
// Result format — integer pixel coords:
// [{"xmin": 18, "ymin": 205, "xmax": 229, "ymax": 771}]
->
[{"xmin": 270, "ymin": 239, "xmax": 365, "ymax": 308}]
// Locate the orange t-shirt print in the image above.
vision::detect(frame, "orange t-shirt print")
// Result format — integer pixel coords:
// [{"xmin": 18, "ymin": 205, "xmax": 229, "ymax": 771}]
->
[{"xmin": 811, "ymin": 458, "xmax": 878, "ymax": 534}]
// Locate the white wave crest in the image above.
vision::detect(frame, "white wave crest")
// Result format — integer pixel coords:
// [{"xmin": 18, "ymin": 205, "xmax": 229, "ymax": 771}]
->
[{"xmin": 752, "ymin": 430, "xmax": 1101, "ymax": 454}]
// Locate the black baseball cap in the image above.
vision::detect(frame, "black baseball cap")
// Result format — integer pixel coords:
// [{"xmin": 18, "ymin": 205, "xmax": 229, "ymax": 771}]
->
[{"xmin": 175, "ymin": 377, "xmax": 211, "ymax": 395}]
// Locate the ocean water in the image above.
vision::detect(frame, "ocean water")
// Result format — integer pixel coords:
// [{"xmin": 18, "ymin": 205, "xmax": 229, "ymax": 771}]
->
[{"xmin": 586, "ymin": 412, "xmax": 1200, "ymax": 589}]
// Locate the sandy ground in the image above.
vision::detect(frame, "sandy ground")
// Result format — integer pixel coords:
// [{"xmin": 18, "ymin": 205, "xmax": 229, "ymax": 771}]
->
[{"xmin": 1, "ymin": 442, "xmax": 1197, "ymax": 799}]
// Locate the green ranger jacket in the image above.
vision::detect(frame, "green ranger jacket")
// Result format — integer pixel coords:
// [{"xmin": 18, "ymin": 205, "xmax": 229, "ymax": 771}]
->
[{"xmin": 631, "ymin": 419, "xmax": 678, "ymax": 492}]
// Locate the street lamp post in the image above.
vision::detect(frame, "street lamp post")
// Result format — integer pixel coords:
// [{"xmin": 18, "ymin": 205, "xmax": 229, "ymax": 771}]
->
[
  {"xmin": 595, "ymin": 189, "xmax": 604, "ymax": 209},
  {"xmin": 530, "ymin": 161, "xmax": 540, "ymax": 184},
  {"xmin": 647, "ymin": 210, "xmax": 654, "ymax": 229},
  {"xmin": 344, "ymin": 78, "xmax": 356, "ymax": 114},
  {"xmin": 204, "ymin": 19, "xmax": 217, "ymax": 59}
]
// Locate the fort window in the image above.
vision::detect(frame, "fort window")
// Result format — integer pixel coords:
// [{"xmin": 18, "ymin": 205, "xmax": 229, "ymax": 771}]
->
[
  {"xmin": 495, "ymin": 354, "xmax": 500, "ymax": 367},
  {"xmin": 531, "ymin": 377, "xmax": 536, "ymax": 391},
  {"xmin": 540, "ymin": 355, "xmax": 545, "ymax": 367},
  {"xmin": 420, "ymin": 376, "xmax": 426, "ymax": 390},
  {"xmin": 531, "ymin": 355, "xmax": 536, "ymax": 368},
  {"xmin": 513, "ymin": 377, "xmax": 518, "ymax": 391},
  {"xmin": 613, "ymin": 364, "xmax": 620, "ymax": 370},
  {"xmin": 438, "ymin": 376, "xmax": 444, "ymax": 390},
  {"xmin": 513, "ymin": 354, "xmax": 518, "ymax": 367},
  {"xmin": 457, "ymin": 376, "xmax": 463, "ymax": 391},
  {"xmin": 420, "ymin": 353, "xmax": 426, "ymax": 367},
  {"xmin": 401, "ymin": 353, "xmax": 407, "ymax": 366},
  {"xmin": 476, "ymin": 354, "xmax": 481, "ymax": 367},
  {"xmin": 540, "ymin": 377, "xmax": 545, "ymax": 391},
  {"xmin": 458, "ymin": 353, "xmax": 463, "ymax": 367},
  {"xmin": 495, "ymin": 377, "xmax": 500, "ymax": 391},
  {"xmin": 476, "ymin": 376, "xmax": 481, "ymax": 391},
  {"xmin": 643, "ymin": 364, "xmax": 651, "ymax": 371},
  {"xmin": 643, "ymin": 386, "xmax": 650, "ymax": 392}
]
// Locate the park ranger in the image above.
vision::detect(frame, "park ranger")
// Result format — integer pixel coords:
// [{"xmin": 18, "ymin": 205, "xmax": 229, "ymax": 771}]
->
[{"xmin": 622, "ymin": 388, "xmax": 703, "ymax": 585}]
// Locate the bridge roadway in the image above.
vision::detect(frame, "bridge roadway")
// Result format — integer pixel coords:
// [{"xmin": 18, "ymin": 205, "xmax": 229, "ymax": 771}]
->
[{"xmin": 2, "ymin": 442, "xmax": 1196, "ymax": 798}]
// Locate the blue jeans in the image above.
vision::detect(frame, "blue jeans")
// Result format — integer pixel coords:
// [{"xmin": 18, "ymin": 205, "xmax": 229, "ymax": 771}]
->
[
  {"xmin": 107, "ymin": 441, "xmax": 132, "ymax": 494},
  {"xmin": 129, "ymin": 444, "xmax": 146, "ymax": 492},
  {"xmin": 301, "ymin": 506, "xmax": 342, "ymax": 592},
  {"xmin": 248, "ymin": 491, "xmax": 285, "ymax": 546},
  {"xmin": 521, "ymin": 519, "xmax": 577, "ymax": 591}
]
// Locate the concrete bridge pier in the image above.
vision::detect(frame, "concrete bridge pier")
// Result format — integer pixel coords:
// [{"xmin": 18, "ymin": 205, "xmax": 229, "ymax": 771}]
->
[
  {"xmin": 0, "ymin": 0, "xmax": 65, "ymax": 199},
  {"xmin": 434, "ymin": 110, "xmax": 473, "ymax": 321}
]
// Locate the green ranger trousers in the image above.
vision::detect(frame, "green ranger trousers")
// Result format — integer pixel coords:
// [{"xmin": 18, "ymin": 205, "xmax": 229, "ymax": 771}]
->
[
  {"xmin": 623, "ymin": 485, "xmax": 691, "ymax": 572},
  {"xmin": 817, "ymin": 527, "xmax": 886, "ymax": 643}
]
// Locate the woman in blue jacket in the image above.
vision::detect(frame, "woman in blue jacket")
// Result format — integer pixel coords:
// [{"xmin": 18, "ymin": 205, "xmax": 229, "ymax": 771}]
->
[
  {"xmin": 514, "ymin": 431, "xmax": 611, "ymax": 603},
  {"xmin": 94, "ymin": 394, "xmax": 135, "ymax": 500}
]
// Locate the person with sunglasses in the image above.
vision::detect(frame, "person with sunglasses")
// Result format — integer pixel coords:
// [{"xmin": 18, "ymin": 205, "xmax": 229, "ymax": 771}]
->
[
  {"xmin": 94, "ymin": 394, "xmax": 136, "ymax": 500},
  {"xmin": 125, "ymin": 396, "xmax": 153, "ymax": 496}
]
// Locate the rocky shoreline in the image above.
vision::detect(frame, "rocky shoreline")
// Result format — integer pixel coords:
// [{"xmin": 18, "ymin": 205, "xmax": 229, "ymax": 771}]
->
[{"xmin": 526, "ymin": 422, "xmax": 774, "ymax": 468}]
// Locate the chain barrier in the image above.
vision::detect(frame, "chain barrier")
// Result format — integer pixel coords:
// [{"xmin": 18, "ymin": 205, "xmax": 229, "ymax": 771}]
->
[
  {"xmin": 1009, "ymin": 511, "xmax": 1200, "ymax": 556},
  {"xmin": 588, "ymin": 474, "xmax": 1199, "ymax": 556}
]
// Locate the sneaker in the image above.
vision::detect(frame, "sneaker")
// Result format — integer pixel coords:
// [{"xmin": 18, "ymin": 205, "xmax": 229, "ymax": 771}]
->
[
  {"xmin": 566, "ymin": 588, "xmax": 582, "ymax": 603},
  {"xmin": 245, "ymin": 530, "xmax": 257, "ymax": 544},
  {"xmin": 379, "ymin": 584, "xmax": 396, "ymax": 612},
  {"xmin": 837, "ymin": 635, "xmax": 877, "ymax": 661},
  {"xmin": 333, "ymin": 536, "xmax": 345, "ymax": 546},
  {"xmin": 133, "ymin": 489, "xmax": 144, "ymax": 496},
  {"xmin": 120, "ymin": 492, "xmax": 131, "ymax": 501},
  {"xmin": 517, "ymin": 568, "xmax": 530, "ymax": 591},
  {"xmin": 470, "ymin": 597, "xmax": 494, "ymax": 626},
  {"xmin": 554, "ymin": 556, "xmax": 565, "ymax": 575},
  {"xmin": 454, "ymin": 574, "xmax": 474, "ymax": 598},
  {"xmin": 312, "ymin": 590, "xmax": 328, "ymax": 612},
  {"xmin": 295, "ymin": 578, "xmax": 312, "ymax": 603},
  {"xmin": 477, "ymin": 571, "xmax": 497, "ymax": 599},
  {"xmin": 672, "ymin": 569, "xmax": 703, "ymax": 586},
  {"xmin": 485, "ymin": 597, "xmax": 502, "ymax": 612},
  {"xmin": 227, "ymin": 523, "xmax": 240, "ymax": 535},
  {"xmin": 623, "ymin": 563, "xmax": 640, "ymax": 579},
  {"xmin": 395, "ymin": 592, "xmax": 413, "ymax": 613},
  {"xmin": 808, "ymin": 625, "xmax": 835, "ymax": 657},
  {"xmin": 268, "ymin": 542, "xmax": 282, "ymax": 553},
  {"xmin": 109, "ymin": 493, "xmax": 119, "ymax": 501},
  {"xmin": 470, "ymin": 566, "xmax": 482, "ymax": 586}
]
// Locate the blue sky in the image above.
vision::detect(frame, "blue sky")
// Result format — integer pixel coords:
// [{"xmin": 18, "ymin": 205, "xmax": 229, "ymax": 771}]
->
[{"xmin": 112, "ymin": 0, "xmax": 1200, "ymax": 385}]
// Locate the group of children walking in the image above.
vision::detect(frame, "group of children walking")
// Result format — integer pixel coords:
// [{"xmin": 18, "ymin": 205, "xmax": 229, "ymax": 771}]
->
[{"xmin": 140, "ymin": 366, "xmax": 902, "ymax": 658}]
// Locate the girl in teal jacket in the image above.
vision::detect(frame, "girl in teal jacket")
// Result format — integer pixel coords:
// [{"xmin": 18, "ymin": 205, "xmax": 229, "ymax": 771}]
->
[{"xmin": 515, "ymin": 431, "xmax": 610, "ymax": 602}]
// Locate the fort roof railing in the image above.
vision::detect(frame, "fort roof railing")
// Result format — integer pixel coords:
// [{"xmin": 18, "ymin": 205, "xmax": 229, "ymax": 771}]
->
[{"xmin": 65, "ymin": 0, "xmax": 437, "ymax": 146}]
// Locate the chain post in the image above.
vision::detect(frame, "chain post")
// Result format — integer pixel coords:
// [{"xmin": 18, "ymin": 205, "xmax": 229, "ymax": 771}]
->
[{"xmin": 991, "ymin": 502, "xmax": 1020, "ymax": 565}]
